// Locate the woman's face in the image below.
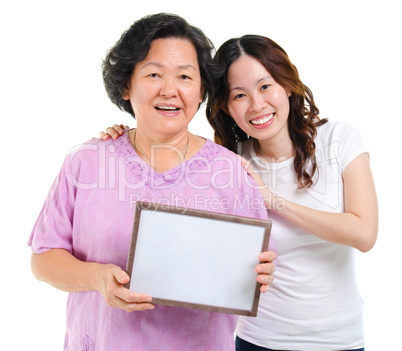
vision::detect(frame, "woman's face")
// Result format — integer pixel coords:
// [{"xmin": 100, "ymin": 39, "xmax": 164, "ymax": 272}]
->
[
  {"xmin": 124, "ymin": 38, "xmax": 203, "ymax": 140},
  {"xmin": 225, "ymin": 54, "xmax": 291, "ymax": 143}
]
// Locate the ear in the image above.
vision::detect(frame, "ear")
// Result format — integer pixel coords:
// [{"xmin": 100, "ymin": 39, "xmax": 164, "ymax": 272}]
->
[
  {"xmin": 199, "ymin": 87, "xmax": 205, "ymax": 104},
  {"xmin": 287, "ymin": 90, "xmax": 292, "ymax": 98},
  {"xmin": 122, "ymin": 85, "xmax": 130, "ymax": 100},
  {"xmin": 221, "ymin": 104, "xmax": 231, "ymax": 116}
]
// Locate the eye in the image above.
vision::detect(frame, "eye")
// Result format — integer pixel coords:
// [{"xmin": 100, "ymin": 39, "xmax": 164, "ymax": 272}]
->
[
  {"xmin": 261, "ymin": 84, "xmax": 270, "ymax": 91},
  {"xmin": 148, "ymin": 73, "xmax": 160, "ymax": 78},
  {"xmin": 233, "ymin": 93, "xmax": 246, "ymax": 99},
  {"xmin": 180, "ymin": 74, "xmax": 192, "ymax": 80}
]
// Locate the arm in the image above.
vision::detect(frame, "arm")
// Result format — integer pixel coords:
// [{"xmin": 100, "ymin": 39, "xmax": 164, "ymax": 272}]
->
[
  {"xmin": 31, "ymin": 248, "xmax": 154, "ymax": 312},
  {"xmin": 245, "ymin": 153, "xmax": 378, "ymax": 252}
]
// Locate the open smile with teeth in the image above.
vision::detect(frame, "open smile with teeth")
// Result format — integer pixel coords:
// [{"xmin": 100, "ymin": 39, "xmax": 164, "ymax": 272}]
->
[
  {"xmin": 155, "ymin": 106, "xmax": 180, "ymax": 111},
  {"xmin": 250, "ymin": 113, "xmax": 275, "ymax": 125}
]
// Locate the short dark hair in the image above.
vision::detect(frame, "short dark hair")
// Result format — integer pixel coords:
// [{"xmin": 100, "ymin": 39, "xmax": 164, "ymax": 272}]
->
[{"xmin": 102, "ymin": 13, "xmax": 215, "ymax": 117}]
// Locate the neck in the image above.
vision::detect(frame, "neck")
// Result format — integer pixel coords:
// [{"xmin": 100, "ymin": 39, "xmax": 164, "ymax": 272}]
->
[
  {"xmin": 254, "ymin": 134, "xmax": 295, "ymax": 163},
  {"xmin": 130, "ymin": 129, "xmax": 191, "ymax": 173}
]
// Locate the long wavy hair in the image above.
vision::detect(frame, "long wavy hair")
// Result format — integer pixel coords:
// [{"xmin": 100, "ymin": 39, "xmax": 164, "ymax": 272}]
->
[{"xmin": 206, "ymin": 35, "xmax": 327, "ymax": 189}]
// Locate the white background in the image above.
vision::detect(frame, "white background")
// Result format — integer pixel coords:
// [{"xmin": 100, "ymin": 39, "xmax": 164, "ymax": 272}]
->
[{"xmin": 1, "ymin": 0, "xmax": 400, "ymax": 349}]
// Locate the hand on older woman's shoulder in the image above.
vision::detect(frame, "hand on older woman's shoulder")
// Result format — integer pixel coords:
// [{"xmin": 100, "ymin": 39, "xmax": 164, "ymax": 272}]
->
[{"xmin": 99, "ymin": 124, "xmax": 130, "ymax": 140}]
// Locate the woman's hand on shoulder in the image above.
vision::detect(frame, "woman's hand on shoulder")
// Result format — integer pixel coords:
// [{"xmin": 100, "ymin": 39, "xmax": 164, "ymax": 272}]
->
[
  {"xmin": 238, "ymin": 155, "xmax": 277, "ymax": 211},
  {"xmin": 99, "ymin": 124, "xmax": 130, "ymax": 141},
  {"xmin": 94, "ymin": 263, "xmax": 154, "ymax": 312}
]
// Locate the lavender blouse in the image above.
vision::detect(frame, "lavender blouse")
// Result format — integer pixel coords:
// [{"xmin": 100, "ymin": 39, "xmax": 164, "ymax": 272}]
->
[{"xmin": 28, "ymin": 132, "xmax": 275, "ymax": 350}]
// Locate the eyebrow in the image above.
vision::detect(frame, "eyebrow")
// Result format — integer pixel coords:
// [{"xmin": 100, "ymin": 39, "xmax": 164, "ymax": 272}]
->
[
  {"xmin": 142, "ymin": 62, "xmax": 197, "ymax": 71},
  {"xmin": 229, "ymin": 75, "xmax": 272, "ymax": 92}
]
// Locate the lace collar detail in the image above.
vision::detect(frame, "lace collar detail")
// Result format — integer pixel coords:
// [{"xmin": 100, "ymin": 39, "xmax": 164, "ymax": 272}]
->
[{"xmin": 113, "ymin": 131, "xmax": 222, "ymax": 187}]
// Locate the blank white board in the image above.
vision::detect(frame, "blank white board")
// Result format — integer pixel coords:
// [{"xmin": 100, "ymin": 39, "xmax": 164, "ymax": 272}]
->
[{"xmin": 126, "ymin": 202, "xmax": 272, "ymax": 316}]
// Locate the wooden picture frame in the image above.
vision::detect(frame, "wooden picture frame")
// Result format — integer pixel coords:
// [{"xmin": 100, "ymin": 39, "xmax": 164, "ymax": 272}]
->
[{"xmin": 125, "ymin": 202, "xmax": 272, "ymax": 316}]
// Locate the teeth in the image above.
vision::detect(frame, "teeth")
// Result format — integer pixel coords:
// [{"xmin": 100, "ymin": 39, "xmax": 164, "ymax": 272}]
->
[
  {"xmin": 250, "ymin": 113, "xmax": 274, "ymax": 125},
  {"xmin": 156, "ymin": 106, "xmax": 179, "ymax": 111}
]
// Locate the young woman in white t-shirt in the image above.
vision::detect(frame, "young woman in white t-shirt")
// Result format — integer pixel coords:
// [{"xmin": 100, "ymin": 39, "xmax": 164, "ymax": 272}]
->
[{"xmin": 101, "ymin": 34, "xmax": 377, "ymax": 351}]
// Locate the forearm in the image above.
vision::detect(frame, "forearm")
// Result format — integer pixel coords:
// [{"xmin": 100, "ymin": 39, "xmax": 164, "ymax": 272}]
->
[
  {"xmin": 31, "ymin": 248, "xmax": 154, "ymax": 311},
  {"xmin": 31, "ymin": 248, "xmax": 100, "ymax": 293},
  {"xmin": 271, "ymin": 197, "xmax": 377, "ymax": 252},
  {"xmin": 254, "ymin": 154, "xmax": 378, "ymax": 252}
]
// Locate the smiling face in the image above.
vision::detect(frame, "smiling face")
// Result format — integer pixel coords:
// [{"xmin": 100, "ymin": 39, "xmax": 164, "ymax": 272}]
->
[
  {"xmin": 226, "ymin": 54, "xmax": 292, "ymax": 144},
  {"xmin": 124, "ymin": 37, "xmax": 203, "ymax": 141}
]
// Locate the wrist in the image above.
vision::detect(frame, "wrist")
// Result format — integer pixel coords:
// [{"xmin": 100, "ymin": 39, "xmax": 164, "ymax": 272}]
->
[
  {"xmin": 87, "ymin": 262, "xmax": 103, "ymax": 292},
  {"xmin": 263, "ymin": 191, "xmax": 286, "ymax": 213}
]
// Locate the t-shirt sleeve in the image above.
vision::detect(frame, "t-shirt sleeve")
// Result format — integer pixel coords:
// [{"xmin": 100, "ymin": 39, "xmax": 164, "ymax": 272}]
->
[
  {"xmin": 28, "ymin": 153, "xmax": 76, "ymax": 254},
  {"xmin": 332, "ymin": 122, "xmax": 368, "ymax": 172}
]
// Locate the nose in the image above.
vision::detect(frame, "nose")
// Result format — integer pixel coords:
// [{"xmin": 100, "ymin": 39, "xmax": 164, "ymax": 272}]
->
[
  {"xmin": 160, "ymin": 78, "xmax": 178, "ymax": 98},
  {"xmin": 249, "ymin": 94, "xmax": 267, "ymax": 113}
]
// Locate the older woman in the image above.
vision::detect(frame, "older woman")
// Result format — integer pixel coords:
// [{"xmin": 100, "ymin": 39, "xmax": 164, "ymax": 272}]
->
[{"xmin": 28, "ymin": 14, "xmax": 276, "ymax": 350}]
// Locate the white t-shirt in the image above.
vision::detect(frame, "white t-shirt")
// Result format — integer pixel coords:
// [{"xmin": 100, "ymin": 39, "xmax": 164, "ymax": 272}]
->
[{"xmin": 236, "ymin": 122, "xmax": 368, "ymax": 350}]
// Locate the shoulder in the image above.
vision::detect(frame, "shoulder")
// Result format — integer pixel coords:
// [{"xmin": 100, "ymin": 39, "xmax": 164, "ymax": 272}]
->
[
  {"xmin": 315, "ymin": 121, "xmax": 366, "ymax": 153},
  {"xmin": 237, "ymin": 138, "xmax": 254, "ymax": 159},
  {"xmin": 316, "ymin": 121, "xmax": 362, "ymax": 143},
  {"xmin": 63, "ymin": 138, "xmax": 108, "ymax": 170},
  {"xmin": 196, "ymin": 138, "xmax": 239, "ymax": 161},
  {"xmin": 66, "ymin": 137, "xmax": 105, "ymax": 158},
  {"xmin": 201, "ymin": 140, "xmax": 268, "ymax": 218},
  {"xmin": 66, "ymin": 132, "xmax": 133, "ymax": 163},
  {"xmin": 62, "ymin": 135, "xmax": 130, "ymax": 182},
  {"xmin": 202, "ymin": 139, "xmax": 250, "ymax": 174},
  {"xmin": 196, "ymin": 138, "xmax": 261, "ymax": 186},
  {"xmin": 316, "ymin": 121, "xmax": 367, "ymax": 171}
]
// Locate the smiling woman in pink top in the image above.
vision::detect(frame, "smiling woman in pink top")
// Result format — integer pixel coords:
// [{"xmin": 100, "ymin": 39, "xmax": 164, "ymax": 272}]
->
[{"xmin": 28, "ymin": 13, "xmax": 277, "ymax": 351}]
